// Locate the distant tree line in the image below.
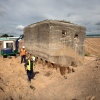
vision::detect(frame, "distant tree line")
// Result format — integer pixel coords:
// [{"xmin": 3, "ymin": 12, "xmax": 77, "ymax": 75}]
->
[{"xmin": 0, "ymin": 34, "xmax": 14, "ymax": 37}]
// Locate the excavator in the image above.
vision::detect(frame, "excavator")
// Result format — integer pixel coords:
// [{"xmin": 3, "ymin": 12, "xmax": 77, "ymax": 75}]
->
[{"xmin": 1, "ymin": 34, "xmax": 24, "ymax": 57}]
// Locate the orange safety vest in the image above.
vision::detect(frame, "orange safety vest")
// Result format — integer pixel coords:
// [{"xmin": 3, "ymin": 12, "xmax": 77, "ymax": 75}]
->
[{"xmin": 20, "ymin": 48, "xmax": 26, "ymax": 56}]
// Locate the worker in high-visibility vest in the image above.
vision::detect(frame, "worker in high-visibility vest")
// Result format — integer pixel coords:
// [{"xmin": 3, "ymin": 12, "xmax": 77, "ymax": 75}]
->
[
  {"xmin": 25, "ymin": 56, "xmax": 35, "ymax": 82},
  {"xmin": 20, "ymin": 46, "xmax": 27, "ymax": 63}
]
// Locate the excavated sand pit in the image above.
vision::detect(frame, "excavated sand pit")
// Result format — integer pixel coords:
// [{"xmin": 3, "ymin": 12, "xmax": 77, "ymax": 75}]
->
[
  {"xmin": 0, "ymin": 55, "xmax": 100, "ymax": 100},
  {"xmin": 0, "ymin": 37, "xmax": 100, "ymax": 100}
]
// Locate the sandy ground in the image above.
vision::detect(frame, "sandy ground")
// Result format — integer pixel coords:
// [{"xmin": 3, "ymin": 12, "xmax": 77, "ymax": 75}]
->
[
  {"xmin": 0, "ymin": 55, "xmax": 100, "ymax": 100},
  {"xmin": 0, "ymin": 37, "xmax": 100, "ymax": 100},
  {"xmin": 85, "ymin": 38, "xmax": 100, "ymax": 56}
]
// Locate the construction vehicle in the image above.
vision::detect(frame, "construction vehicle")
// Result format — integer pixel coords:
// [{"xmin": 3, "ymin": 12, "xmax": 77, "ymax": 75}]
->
[{"xmin": 1, "ymin": 34, "xmax": 24, "ymax": 57}]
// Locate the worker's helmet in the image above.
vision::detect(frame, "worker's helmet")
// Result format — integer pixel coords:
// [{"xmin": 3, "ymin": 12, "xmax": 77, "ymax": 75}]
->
[
  {"xmin": 22, "ymin": 46, "xmax": 25, "ymax": 48},
  {"xmin": 32, "ymin": 56, "xmax": 35, "ymax": 61}
]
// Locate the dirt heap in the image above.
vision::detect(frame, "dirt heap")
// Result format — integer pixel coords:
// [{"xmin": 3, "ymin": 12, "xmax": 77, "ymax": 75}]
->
[{"xmin": 0, "ymin": 55, "xmax": 100, "ymax": 100}]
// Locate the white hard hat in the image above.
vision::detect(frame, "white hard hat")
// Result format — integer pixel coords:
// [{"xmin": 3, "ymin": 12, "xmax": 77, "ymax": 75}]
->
[
  {"xmin": 18, "ymin": 39, "xmax": 21, "ymax": 41},
  {"xmin": 22, "ymin": 46, "xmax": 25, "ymax": 48},
  {"xmin": 32, "ymin": 56, "xmax": 35, "ymax": 61}
]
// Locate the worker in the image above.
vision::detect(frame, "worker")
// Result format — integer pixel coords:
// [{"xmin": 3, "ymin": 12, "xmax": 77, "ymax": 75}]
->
[
  {"xmin": 20, "ymin": 46, "xmax": 27, "ymax": 63},
  {"xmin": 25, "ymin": 56, "xmax": 35, "ymax": 82}
]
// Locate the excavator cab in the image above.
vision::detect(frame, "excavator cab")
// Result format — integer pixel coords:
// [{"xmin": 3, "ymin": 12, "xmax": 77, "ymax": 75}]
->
[
  {"xmin": 1, "ymin": 41, "xmax": 15, "ymax": 57},
  {"xmin": 1, "ymin": 34, "xmax": 24, "ymax": 57}
]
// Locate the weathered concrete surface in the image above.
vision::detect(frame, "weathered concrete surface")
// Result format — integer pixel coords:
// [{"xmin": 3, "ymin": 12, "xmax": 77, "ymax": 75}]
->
[{"xmin": 24, "ymin": 20, "xmax": 86, "ymax": 66}]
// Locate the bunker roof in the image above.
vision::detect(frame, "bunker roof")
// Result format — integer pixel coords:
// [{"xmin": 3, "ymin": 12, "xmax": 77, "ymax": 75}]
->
[{"xmin": 25, "ymin": 20, "xmax": 86, "ymax": 30}]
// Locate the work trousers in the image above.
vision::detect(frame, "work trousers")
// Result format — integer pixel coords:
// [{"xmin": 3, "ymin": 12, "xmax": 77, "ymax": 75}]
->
[
  {"xmin": 21, "ymin": 55, "xmax": 26, "ymax": 63},
  {"xmin": 27, "ymin": 70, "xmax": 34, "ymax": 82}
]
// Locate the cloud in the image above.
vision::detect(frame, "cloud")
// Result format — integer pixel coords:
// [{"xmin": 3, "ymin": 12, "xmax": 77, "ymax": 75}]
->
[
  {"xmin": 16, "ymin": 25, "xmax": 24, "ymax": 31},
  {"xmin": 96, "ymin": 28, "xmax": 100, "ymax": 30},
  {"xmin": 95, "ymin": 22, "xmax": 100, "ymax": 25},
  {"xmin": 0, "ymin": 0, "xmax": 100, "ymax": 36}
]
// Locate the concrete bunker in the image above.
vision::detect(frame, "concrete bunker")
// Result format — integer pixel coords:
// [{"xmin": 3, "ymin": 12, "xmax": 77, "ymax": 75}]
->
[{"xmin": 24, "ymin": 20, "xmax": 86, "ymax": 68}]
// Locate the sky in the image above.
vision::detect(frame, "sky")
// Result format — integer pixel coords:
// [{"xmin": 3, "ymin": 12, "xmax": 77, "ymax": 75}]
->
[{"xmin": 0, "ymin": 0, "xmax": 100, "ymax": 36}]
